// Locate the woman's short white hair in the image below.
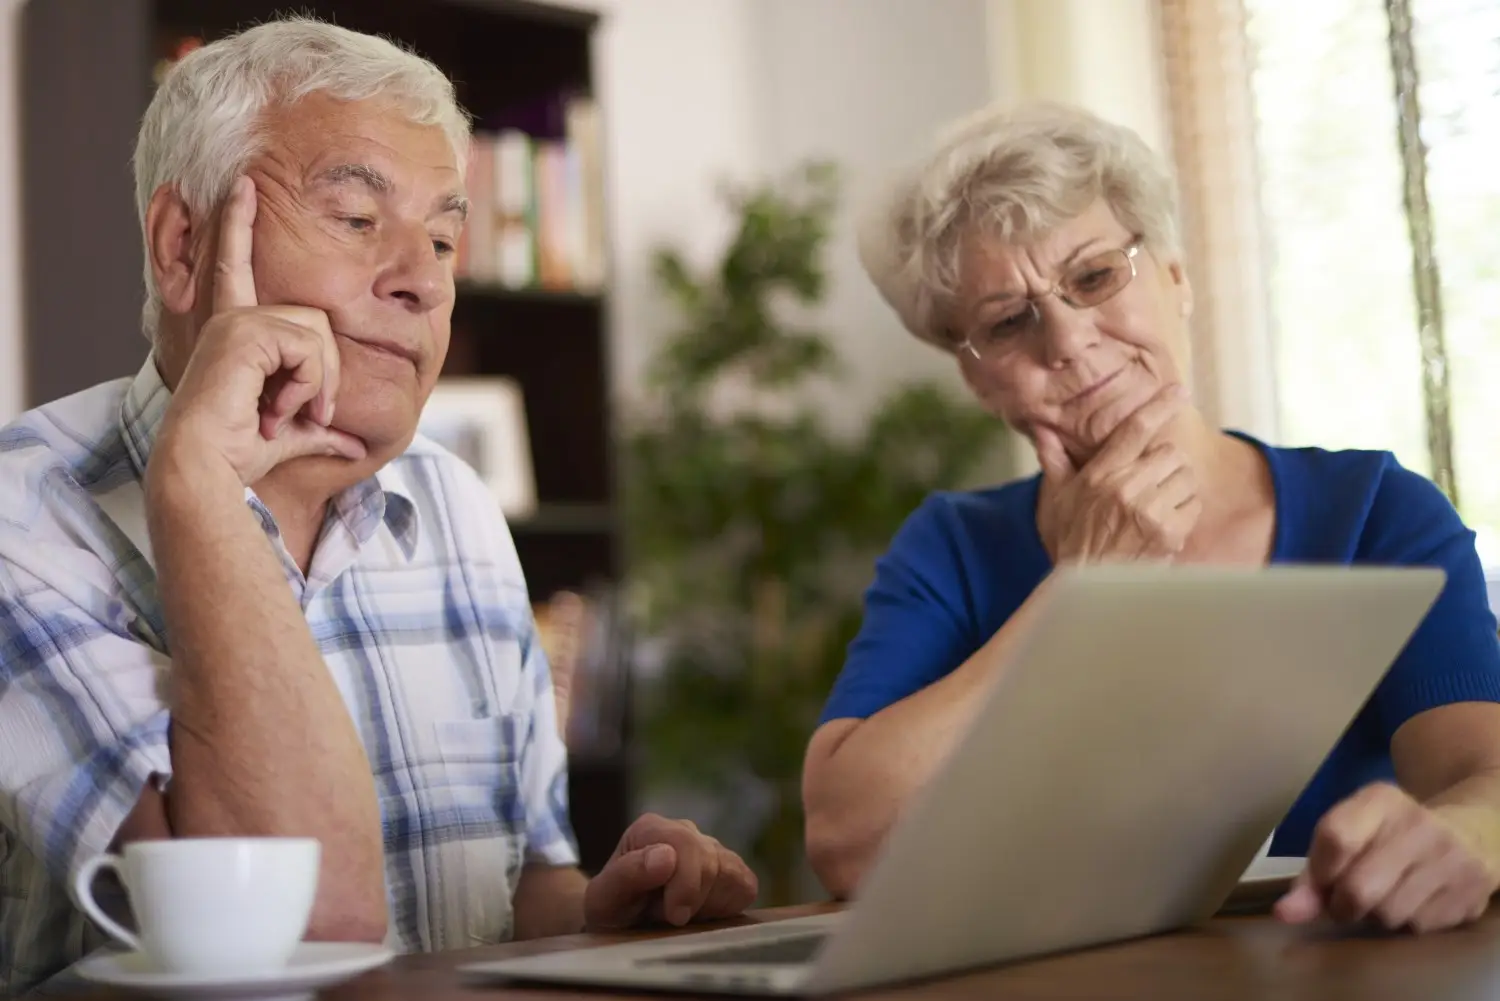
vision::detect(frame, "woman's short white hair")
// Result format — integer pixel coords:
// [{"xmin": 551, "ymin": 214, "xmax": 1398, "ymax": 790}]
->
[
  {"xmin": 132, "ymin": 16, "xmax": 472, "ymax": 341},
  {"xmin": 858, "ymin": 100, "xmax": 1181, "ymax": 348}
]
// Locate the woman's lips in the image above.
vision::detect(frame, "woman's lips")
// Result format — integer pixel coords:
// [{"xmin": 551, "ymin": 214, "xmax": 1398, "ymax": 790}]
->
[{"xmin": 1064, "ymin": 367, "xmax": 1123, "ymax": 406}]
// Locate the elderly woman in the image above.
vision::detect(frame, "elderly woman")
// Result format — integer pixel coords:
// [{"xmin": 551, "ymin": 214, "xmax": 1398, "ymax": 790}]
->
[{"xmin": 802, "ymin": 101, "xmax": 1500, "ymax": 933}]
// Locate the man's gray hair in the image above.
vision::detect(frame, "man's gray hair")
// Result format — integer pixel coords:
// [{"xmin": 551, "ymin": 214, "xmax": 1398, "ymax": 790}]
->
[
  {"xmin": 132, "ymin": 16, "xmax": 472, "ymax": 341},
  {"xmin": 857, "ymin": 100, "xmax": 1182, "ymax": 349}
]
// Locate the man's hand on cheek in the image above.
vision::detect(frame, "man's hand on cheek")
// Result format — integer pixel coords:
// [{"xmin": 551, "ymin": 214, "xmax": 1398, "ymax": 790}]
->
[
  {"xmin": 582, "ymin": 814, "xmax": 759, "ymax": 930},
  {"xmin": 152, "ymin": 175, "xmax": 366, "ymax": 490}
]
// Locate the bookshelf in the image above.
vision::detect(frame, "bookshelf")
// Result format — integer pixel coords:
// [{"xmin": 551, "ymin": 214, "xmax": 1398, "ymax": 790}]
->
[{"xmin": 20, "ymin": 0, "xmax": 630, "ymax": 873}]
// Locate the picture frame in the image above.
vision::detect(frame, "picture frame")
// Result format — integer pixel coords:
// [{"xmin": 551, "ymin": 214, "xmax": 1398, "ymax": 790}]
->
[{"xmin": 418, "ymin": 377, "xmax": 538, "ymax": 519}]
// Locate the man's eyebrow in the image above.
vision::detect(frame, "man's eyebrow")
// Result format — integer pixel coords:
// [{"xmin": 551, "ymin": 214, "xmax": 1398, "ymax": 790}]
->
[
  {"xmin": 312, "ymin": 162, "xmax": 392, "ymax": 194},
  {"xmin": 438, "ymin": 192, "xmax": 469, "ymax": 221},
  {"xmin": 313, "ymin": 163, "xmax": 467, "ymax": 222}
]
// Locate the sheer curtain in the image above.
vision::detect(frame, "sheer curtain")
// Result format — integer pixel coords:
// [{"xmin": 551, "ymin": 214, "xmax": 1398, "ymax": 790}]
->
[
  {"xmin": 1164, "ymin": 0, "xmax": 1500, "ymax": 609},
  {"xmin": 1156, "ymin": 0, "xmax": 1279, "ymax": 442}
]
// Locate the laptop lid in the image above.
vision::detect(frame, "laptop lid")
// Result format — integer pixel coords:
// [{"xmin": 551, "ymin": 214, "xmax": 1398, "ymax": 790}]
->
[{"xmin": 805, "ymin": 564, "xmax": 1444, "ymax": 993}]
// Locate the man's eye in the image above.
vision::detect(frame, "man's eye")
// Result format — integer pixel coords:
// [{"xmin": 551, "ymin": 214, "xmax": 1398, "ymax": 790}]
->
[{"xmin": 433, "ymin": 239, "xmax": 455, "ymax": 256}]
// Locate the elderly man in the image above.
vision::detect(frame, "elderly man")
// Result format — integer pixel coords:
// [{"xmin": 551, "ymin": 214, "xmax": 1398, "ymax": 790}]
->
[{"xmin": 0, "ymin": 17, "xmax": 755, "ymax": 994}]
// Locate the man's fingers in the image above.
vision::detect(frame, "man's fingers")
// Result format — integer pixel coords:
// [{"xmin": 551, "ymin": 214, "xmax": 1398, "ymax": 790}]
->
[
  {"xmin": 697, "ymin": 846, "xmax": 760, "ymax": 919},
  {"xmin": 263, "ymin": 374, "xmax": 315, "ymax": 435},
  {"xmin": 236, "ymin": 309, "xmax": 336, "ymax": 439},
  {"xmin": 1091, "ymin": 384, "xmax": 1187, "ymax": 470},
  {"xmin": 311, "ymin": 318, "xmax": 340, "ymax": 428},
  {"xmin": 660, "ymin": 834, "xmax": 717, "ymax": 927},
  {"xmin": 280, "ymin": 327, "xmax": 339, "ymax": 430},
  {"xmin": 213, "ymin": 176, "xmax": 259, "ymax": 313},
  {"xmin": 588, "ymin": 844, "xmax": 677, "ymax": 930},
  {"xmin": 256, "ymin": 322, "xmax": 328, "ymax": 439},
  {"xmin": 319, "ymin": 349, "xmax": 338, "ymax": 427},
  {"xmin": 270, "ymin": 420, "xmax": 368, "ymax": 465}
]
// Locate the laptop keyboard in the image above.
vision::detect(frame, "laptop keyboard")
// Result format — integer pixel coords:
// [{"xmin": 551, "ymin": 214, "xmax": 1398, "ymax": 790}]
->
[{"xmin": 641, "ymin": 933, "xmax": 829, "ymax": 966}]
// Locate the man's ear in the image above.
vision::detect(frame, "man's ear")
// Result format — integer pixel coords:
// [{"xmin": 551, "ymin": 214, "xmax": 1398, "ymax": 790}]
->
[{"xmin": 144, "ymin": 183, "xmax": 201, "ymax": 319}]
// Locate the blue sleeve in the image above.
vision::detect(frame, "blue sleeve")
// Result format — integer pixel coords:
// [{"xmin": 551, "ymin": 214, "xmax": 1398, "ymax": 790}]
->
[
  {"xmin": 1361, "ymin": 465, "xmax": 1500, "ymax": 737},
  {"xmin": 820, "ymin": 495, "xmax": 982, "ymax": 723}
]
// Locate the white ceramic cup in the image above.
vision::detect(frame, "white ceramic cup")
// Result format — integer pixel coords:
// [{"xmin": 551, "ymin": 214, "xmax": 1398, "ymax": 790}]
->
[{"xmin": 72, "ymin": 837, "xmax": 320, "ymax": 976}]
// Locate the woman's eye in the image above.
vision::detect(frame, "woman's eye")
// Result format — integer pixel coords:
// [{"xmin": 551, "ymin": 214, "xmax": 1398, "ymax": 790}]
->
[
  {"xmin": 985, "ymin": 311, "xmax": 1031, "ymax": 339},
  {"xmin": 342, "ymin": 216, "xmax": 375, "ymax": 232},
  {"xmin": 1073, "ymin": 267, "xmax": 1112, "ymax": 292},
  {"xmin": 433, "ymin": 239, "xmax": 455, "ymax": 256}
]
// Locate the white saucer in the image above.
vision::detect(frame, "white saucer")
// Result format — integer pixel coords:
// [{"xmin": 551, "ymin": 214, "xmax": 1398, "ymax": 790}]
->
[{"xmin": 74, "ymin": 942, "xmax": 394, "ymax": 1000}]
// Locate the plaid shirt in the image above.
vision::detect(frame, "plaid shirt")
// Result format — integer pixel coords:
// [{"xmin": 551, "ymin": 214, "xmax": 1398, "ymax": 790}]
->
[{"xmin": 0, "ymin": 358, "xmax": 577, "ymax": 994}]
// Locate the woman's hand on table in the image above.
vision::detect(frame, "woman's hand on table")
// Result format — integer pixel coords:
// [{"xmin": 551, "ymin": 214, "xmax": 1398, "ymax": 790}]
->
[{"xmin": 1275, "ymin": 782, "xmax": 1498, "ymax": 933}]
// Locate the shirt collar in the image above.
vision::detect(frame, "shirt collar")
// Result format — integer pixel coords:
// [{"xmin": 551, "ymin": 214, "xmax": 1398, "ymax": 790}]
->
[
  {"xmin": 119, "ymin": 354, "xmax": 172, "ymax": 482},
  {"xmin": 119, "ymin": 354, "xmax": 421, "ymax": 555}
]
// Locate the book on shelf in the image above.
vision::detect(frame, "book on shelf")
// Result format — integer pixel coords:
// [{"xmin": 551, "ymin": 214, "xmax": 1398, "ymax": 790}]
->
[
  {"xmin": 152, "ymin": 34, "xmax": 205, "ymax": 86},
  {"xmin": 458, "ymin": 94, "xmax": 606, "ymax": 294},
  {"xmin": 532, "ymin": 585, "xmax": 629, "ymax": 760}
]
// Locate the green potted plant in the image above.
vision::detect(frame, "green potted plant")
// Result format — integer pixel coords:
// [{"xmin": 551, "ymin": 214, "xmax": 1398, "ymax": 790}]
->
[{"xmin": 624, "ymin": 161, "xmax": 1006, "ymax": 905}]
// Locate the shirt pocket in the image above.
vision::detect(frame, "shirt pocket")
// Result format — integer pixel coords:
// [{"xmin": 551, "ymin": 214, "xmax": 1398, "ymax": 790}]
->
[{"xmin": 427, "ymin": 714, "xmax": 528, "ymax": 949}]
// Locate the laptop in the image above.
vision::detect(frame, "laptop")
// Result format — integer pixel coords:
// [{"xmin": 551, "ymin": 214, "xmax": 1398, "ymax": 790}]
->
[{"xmin": 462, "ymin": 565, "xmax": 1445, "ymax": 995}]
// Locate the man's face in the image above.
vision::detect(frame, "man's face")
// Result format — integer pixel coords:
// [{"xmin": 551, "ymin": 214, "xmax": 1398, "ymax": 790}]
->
[{"xmin": 193, "ymin": 92, "xmax": 464, "ymax": 460}]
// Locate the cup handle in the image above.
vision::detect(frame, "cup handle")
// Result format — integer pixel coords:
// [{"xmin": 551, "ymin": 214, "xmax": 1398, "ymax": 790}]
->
[{"xmin": 72, "ymin": 854, "xmax": 143, "ymax": 953}]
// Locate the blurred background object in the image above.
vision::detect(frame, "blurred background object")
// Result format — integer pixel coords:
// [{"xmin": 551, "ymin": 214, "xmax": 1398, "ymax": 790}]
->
[
  {"xmin": 418, "ymin": 377, "xmax": 539, "ymax": 520},
  {"xmin": 536, "ymin": 585, "xmax": 633, "ymax": 761},
  {"xmin": 622, "ymin": 161, "xmax": 1003, "ymax": 904}
]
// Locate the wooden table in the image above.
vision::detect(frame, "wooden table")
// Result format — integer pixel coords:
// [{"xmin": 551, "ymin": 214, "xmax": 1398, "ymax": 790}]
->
[{"xmin": 68, "ymin": 902, "xmax": 1500, "ymax": 1000}]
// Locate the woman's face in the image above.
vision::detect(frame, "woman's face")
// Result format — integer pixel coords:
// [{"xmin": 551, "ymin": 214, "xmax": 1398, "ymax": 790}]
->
[{"xmin": 950, "ymin": 200, "xmax": 1193, "ymax": 465}]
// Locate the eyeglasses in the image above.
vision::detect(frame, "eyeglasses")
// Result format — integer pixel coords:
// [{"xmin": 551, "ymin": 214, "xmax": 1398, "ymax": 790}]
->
[{"xmin": 955, "ymin": 239, "xmax": 1144, "ymax": 361}]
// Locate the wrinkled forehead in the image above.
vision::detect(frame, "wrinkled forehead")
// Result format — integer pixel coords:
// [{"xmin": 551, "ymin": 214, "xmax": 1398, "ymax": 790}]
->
[
  {"xmin": 259, "ymin": 92, "xmax": 462, "ymax": 180},
  {"xmin": 958, "ymin": 202, "xmax": 1133, "ymax": 293}
]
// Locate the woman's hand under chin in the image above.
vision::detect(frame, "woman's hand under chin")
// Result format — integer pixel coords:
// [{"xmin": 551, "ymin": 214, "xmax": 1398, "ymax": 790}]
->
[{"xmin": 1034, "ymin": 383, "xmax": 1201, "ymax": 565}]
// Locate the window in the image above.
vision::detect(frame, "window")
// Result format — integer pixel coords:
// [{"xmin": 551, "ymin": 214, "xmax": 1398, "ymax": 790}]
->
[{"xmin": 1244, "ymin": 0, "xmax": 1500, "ymax": 561}]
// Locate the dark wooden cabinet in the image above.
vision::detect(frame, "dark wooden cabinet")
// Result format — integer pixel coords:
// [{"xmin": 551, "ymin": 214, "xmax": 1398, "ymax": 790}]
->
[{"xmin": 20, "ymin": 0, "xmax": 629, "ymax": 873}]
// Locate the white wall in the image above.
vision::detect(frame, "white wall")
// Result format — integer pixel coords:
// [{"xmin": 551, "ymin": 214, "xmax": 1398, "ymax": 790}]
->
[
  {"xmin": 585, "ymin": 0, "xmax": 992, "ymax": 427},
  {"xmin": 745, "ymin": 0, "xmax": 992, "ymax": 428},
  {"xmin": 988, "ymin": 0, "xmax": 1168, "ymax": 156},
  {"xmin": 0, "ymin": 0, "xmax": 24, "ymax": 423},
  {"xmin": 583, "ymin": 0, "xmax": 764, "ymax": 406}
]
